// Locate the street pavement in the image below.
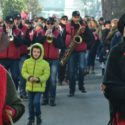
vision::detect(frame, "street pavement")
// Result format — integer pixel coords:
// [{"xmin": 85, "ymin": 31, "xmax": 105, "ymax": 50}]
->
[{"xmin": 16, "ymin": 68, "xmax": 109, "ymax": 125}]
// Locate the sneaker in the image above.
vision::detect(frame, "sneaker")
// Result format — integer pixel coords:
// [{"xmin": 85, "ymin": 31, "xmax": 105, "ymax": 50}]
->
[{"xmin": 36, "ymin": 116, "xmax": 42, "ymax": 125}]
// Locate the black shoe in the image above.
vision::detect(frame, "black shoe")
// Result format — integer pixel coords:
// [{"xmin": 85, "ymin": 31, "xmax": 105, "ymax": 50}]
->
[
  {"xmin": 68, "ymin": 93, "xmax": 74, "ymax": 97},
  {"xmin": 42, "ymin": 100, "xmax": 48, "ymax": 105},
  {"xmin": 36, "ymin": 116, "xmax": 42, "ymax": 125},
  {"xmin": 27, "ymin": 120, "xmax": 34, "ymax": 125},
  {"xmin": 79, "ymin": 87, "xmax": 86, "ymax": 93},
  {"xmin": 49, "ymin": 100, "xmax": 56, "ymax": 106},
  {"xmin": 58, "ymin": 80, "xmax": 63, "ymax": 86}
]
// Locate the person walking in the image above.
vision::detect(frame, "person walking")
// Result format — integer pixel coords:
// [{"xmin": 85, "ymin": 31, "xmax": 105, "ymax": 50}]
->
[{"xmin": 22, "ymin": 43, "xmax": 50, "ymax": 125}]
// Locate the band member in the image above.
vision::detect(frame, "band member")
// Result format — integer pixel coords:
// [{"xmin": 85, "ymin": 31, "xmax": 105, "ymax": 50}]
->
[
  {"xmin": 0, "ymin": 27, "xmax": 25, "ymax": 125},
  {"xmin": 42, "ymin": 17, "xmax": 64, "ymax": 106},
  {"xmin": 58, "ymin": 15, "xmax": 68, "ymax": 85},
  {"xmin": 63, "ymin": 11, "xmax": 93, "ymax": 97},
  {"xmin": 14, "ymin": 13, "xmax": 33, "ymax": 98},
  {"xmin": 0, "ymin": 15, "xmax": 23, "ymax": 90},
  {"xmin": 32, "ymin": 22, "xmax": 43, "ymax": 44}
]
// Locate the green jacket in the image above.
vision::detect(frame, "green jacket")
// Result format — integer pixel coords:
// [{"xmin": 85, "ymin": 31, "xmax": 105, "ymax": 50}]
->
[{"xmin": 21, "ymin": 43, "xmax": 50, "ymax": 92}]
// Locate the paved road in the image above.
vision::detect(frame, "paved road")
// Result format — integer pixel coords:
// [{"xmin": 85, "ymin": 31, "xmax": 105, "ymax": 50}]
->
[{"xmin": 16, "ymin": 70, "xmax": 109, "ymax": 125}]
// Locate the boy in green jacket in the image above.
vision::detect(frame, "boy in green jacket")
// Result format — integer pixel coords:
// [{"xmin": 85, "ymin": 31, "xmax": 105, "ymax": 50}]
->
[{"xmin": 22, "ymin": 43, "xmax": 50, "ymax": 125}]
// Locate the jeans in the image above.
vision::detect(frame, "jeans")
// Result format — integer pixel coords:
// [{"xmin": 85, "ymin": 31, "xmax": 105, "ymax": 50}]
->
[
  {"xmin": 19, "ymin": 55, "xmax": 29, "ymax": 96},
  {"xmin": 43, "ymin": 60, "xmax": 58, "ymax": 101},
  {"xmin": 0, "ymin": 59, "xmax": 20, "ymax": 90},
  {"xmin": 68, "ymin": 51, "xmax": 85, "ymax": 94},
  {"xmin": 28, "ymin": 92, "xmax": 42, "ymax": 121}
]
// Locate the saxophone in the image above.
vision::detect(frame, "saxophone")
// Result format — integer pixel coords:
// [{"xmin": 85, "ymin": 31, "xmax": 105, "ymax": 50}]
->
[{"xmin": 60, "ymin": 22, "xmax": 84, "ymax": 66}]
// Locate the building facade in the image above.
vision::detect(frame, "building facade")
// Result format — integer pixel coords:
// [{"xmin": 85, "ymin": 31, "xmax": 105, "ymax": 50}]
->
[{"xmin": 40, "ymin": 0, "xmax": 102, "ymax": 19}]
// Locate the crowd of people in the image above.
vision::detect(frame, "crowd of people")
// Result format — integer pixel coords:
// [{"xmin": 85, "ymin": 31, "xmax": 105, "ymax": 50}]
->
[{"xmin": 0, "ymin": 10, "xmax": 124, "ymax": 125}]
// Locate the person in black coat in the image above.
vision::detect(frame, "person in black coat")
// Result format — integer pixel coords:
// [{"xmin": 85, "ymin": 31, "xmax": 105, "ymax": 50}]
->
[{"xmin": 101, "ymin": 13, "xmax": 125, "ymax": 125}]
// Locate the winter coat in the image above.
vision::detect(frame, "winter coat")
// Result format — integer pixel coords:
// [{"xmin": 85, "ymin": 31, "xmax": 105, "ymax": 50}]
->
[
  {"xmin": 103, "ymin": 40, "xmax": 125, "ymax": 124},
  {"xmin": 22, "ymin": 43, "xmax": 50, "ymax": 92},
  {"xmin": 110, "ymin": 31, "xmax": 122, "ymax": 49}
]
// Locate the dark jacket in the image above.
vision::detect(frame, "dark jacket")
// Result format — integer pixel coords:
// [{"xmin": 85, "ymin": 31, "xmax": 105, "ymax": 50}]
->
[
  {"xmin": 19, "ymin": 25, "xmax": 32, "ymax": 56},
  {"xmin": 0, "ymin": 64, "xmax": 25, "ymax": 125},
  {"xmin": 6, "ymin": 71, "xmax": 25, "ymax": 123},
  {"xmin": 103, "ymin": 40, "xmax": 125, "ymax": 121},
  {"xmin": 110, "ymin": 31, "xmax": 122, "ymax": 49}
]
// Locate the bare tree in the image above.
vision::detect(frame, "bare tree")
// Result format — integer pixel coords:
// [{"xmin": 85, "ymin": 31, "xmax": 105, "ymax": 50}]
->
[
  {"xmin": 23, "ymin": 0, "xmax": 42, "ymax": 17},
  {"xmin": 101, "ymin": 0, "xmax": 125, "ymax": 20}
]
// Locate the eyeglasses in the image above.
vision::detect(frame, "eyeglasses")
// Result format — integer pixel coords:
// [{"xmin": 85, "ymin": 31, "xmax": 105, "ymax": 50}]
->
[
  {"xmin": 62, "ymin": 18, "xmax": 67, "ymax": 21},
  {"xmin": 74, "ymin": 16, "xmax": 80, "ymax": 19},
  {"xmin": 6, "ymin": 22, "xmax": 14, "ymax": 25},
  {"xmin": 47, "ymin": 22, "xmax": 54, "ymax": 25}
]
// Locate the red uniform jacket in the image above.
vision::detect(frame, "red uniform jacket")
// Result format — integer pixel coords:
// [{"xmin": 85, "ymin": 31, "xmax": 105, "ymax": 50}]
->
[
  {"xmin": 0, "ymin": 28, "xmax": 21, "ymax": 59},
  {"xmin": 65, "ymin": 23, "xmax": 87, "ymax": 52},
  {"xmin": 42, "ymin": 29, "xmax": 60, "ymax": 60}
]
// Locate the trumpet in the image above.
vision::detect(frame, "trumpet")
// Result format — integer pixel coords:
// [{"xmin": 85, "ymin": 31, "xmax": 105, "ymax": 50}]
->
[
  {"xmin": 45, "ymin": 28, "xmax": 53, "ymax": 43},
  {"xmin": 6, "ymin": 28, "xmax": 14, "ymax": 41}
]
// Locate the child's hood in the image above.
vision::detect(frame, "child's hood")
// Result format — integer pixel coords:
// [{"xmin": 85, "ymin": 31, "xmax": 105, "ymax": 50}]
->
[{"xmin": 29, "ymin": 43, "xmax": 44, "ymax": 59}]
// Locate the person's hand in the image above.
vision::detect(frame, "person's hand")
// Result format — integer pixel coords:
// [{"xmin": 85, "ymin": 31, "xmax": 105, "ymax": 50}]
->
[
  {"xmin": 80, "ymin": 26, "xmax": 86, "ymax": 34},
  {"xmin": 3, "ymin": 105, "xmax": 16, "ymax": 124},
  {"xmin": 5, "ymin": 109, "xmax": 13, "ymax": 117},
  {"xmin": 29, "ymin": 76, "xmax": 35, "ymax": 83},
  {"xmin": 32, "ymin": 77, "xmax": 39, "ymax": 82},
  {"xmin": 100, "ymin": 83, "xmax": 106, "ymax": 92},
  {"xmin": 29, "ymin": 76, "xmax": 39, "ymax": 83}
]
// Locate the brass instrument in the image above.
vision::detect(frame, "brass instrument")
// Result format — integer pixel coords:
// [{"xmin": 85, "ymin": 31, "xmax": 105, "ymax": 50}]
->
[
  {"xmin": 60, "ymin": 22, "xmax": 84, "ymax": 66},
  {"xmin": 45, "ymin": 28, "xmax": 53, "ymax": 43}
]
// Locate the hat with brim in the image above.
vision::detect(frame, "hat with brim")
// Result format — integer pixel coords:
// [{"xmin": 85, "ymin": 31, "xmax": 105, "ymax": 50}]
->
[
  {"xmin": 46, "ymin": 17, "xmax": 55, "ymax": 23},
  {"xmin": 72, "ymin": 11, "xmax": 80, "ymax": 17},
  {"xmin": 14, "ymin": 13, "xmax": 21, "ymax": 20},
  {"xmin": 5, "ymin": 16, "xmax": 14, "ymax": 24}
]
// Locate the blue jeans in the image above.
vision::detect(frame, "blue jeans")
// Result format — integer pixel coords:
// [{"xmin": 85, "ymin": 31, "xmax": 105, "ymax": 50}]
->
[
  {"xmin": 68, "ymin": 51, "xmax": 85, "ymax": 94},
  {"xmin": 28, "ymin": 92, "xmax": 42, "ymax": 121},
  {"xmin": 0, "ymin": 59, "xmax": 20, "ymax": 90},
  {"xmin": 19, "ymin": 55, "xmax": 29, "ymax": 96},
  {"xmin": 43, "ymin": 60, "xmax": 58, "ymax": 101}
]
